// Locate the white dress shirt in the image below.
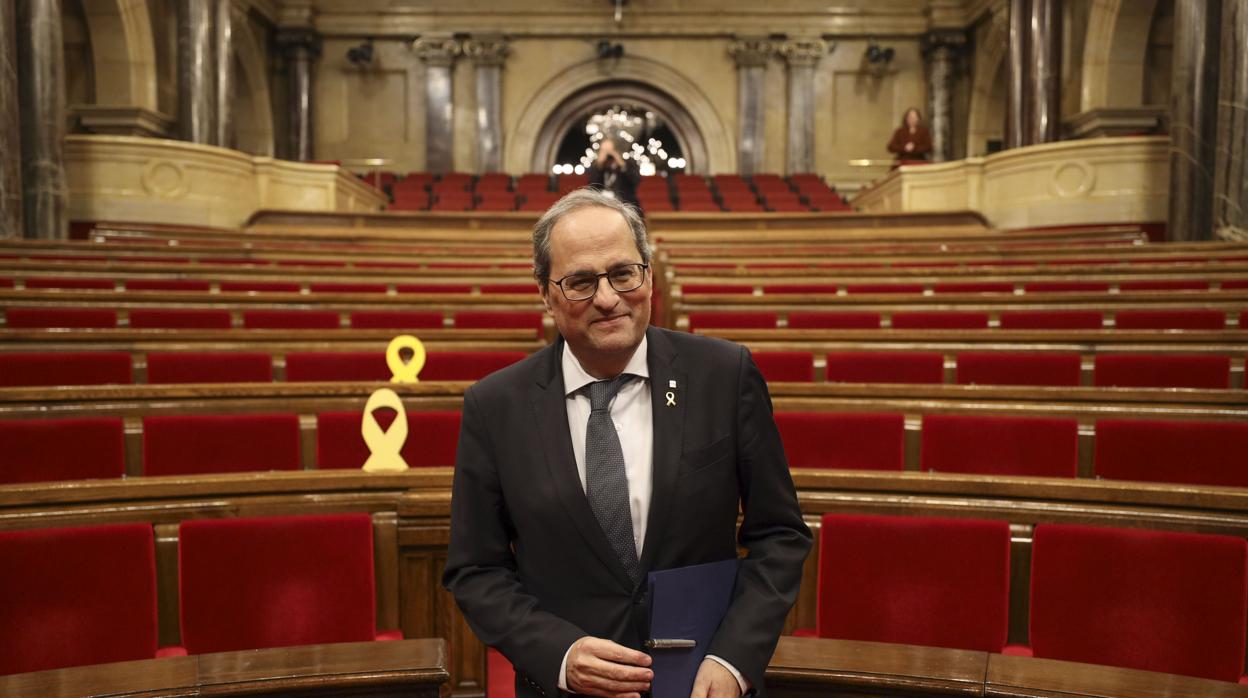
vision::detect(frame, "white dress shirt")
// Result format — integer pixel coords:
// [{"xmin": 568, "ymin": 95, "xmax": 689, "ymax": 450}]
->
[{"xmin": 556, "ymin": 338, "xmax": 748, "ymax": 695}]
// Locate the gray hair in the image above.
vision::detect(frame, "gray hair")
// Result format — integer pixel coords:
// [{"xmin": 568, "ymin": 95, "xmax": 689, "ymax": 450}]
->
[{"xmin": 532, "ymin": 188, "xmax": 651, "ymax": 284}]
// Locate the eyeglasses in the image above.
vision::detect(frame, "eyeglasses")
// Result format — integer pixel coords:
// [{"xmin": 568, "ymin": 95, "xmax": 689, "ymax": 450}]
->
[{"xmin": 549, "ymin": 263, "xmax": 649, "ymax": 301}]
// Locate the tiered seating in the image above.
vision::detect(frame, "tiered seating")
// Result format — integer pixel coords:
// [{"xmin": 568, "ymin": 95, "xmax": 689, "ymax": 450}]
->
[
  {"xmin": 713, "ymin": 174, "xmax": 763, "ymax": 213},
  {"xmin": 637, "ymin": 175, "xmax": 674, "ymax": 212},
  {"xmin": 790, "ymin": 173, "xmax": 849, "ymax": 211},
  {"xmin": 673, "ymin": 173, "xmax": 720, "ymax": 211}
]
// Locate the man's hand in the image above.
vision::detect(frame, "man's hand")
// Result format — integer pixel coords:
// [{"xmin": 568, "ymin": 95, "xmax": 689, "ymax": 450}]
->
[
  {"xmin": 690, "ymin": 658, "xmax": 743, "ymax": 698},
  {"xmin": 565, "ymin": 636, "xmax": 653, "ymax": 698}
]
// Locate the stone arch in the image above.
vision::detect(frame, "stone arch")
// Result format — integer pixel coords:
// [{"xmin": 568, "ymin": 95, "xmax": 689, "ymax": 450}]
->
[
  {"xmin": 232, "ymin": 14, "xmax": 274, "ymax": 156},
  {"xmin": 79, "ymin": 0, "xmax": 158, "ymax": 109},
  {"xmin": 506, "ymin": 55, "xmax": 734, "ymax": 175},
  {"xmin": 1079, "ymin": 0, "xmax": 1159, "ymax": 110},
  {"xmin": 966, "ymin": 7, "xmax": 1009, "ymax": 156}
]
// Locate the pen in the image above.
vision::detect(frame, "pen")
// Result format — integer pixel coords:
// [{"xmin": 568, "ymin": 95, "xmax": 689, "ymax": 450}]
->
[{"xmin": 644, "ymin": 639, "xmax": 696, "ymax": 649}]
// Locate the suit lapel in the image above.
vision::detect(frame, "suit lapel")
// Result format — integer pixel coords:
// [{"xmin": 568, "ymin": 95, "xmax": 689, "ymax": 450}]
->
[
  {"xmin": 530, "ymin": 338, "xmax": 635, "ymax": 590},
  {"xmin": 640, "ymin": 327, "xmax": 687, "ymax": 572}
]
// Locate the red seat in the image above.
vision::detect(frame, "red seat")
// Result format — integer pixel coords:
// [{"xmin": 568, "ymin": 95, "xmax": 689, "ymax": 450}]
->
[
  {"xmin": 242, "ymin": 310, "xmax": 341, "ymax": 330},
  {"xmin": 774, "ymin": 413, "xmax": 904, "ymax": 470},
  {"xmin": 308, "ymin": 282, "xmax": 388, "ymax": 294},
  {"xmin": 481, "ymin": 283, "xmax": 538, "ymax": 294},
  {"xmin": 762, "ymin": 284, "xmax": 839, "ymax": 295},
  {"xmin": 1094, "ymin": 419, "xmax": 1248, "ymax": 487},
  {"xmin": 1094, "ymin": 354, "xmax": 1231, "ymax": 389},
  {"xmin": 454, "ymin": 311, "xmax": 544, "ymax": 336},
  {"xmin": 824, "ymin": 352, "xmax": 943, "ymax": 384},
  {"xmin": 421, "ymin": 351, "xmax": 528, "ymax": 381},
  {"xmin": 286, "ymin": 352, "xmax": 389, "ymax": 382},
  {"xmin": 787, "ymin": 312, "xmax": 881, "ymax": 329},
  {"xmin": 932, "ymin": 282, "xmax": 1013, "ymax": 294},
  {"xmin": 143, "ymin": 414, "xmax": 301, "ymax": 475},
  {"xmin": 146, "ymin": 352, "xmax": 273, "ymax": 384},
  {"xmin": 1114, "ymin": 309, "xmax": 1226, "ymax": 330},
  {"xmin": 1023, "ymin": 281, "xmax": 1111, "ymax": 294},
  {"xmin": 350, "ymin": 311, "xmax": 445, "ymax": 330},
  {"xmin": 129, "ymin": 309, "xmax": 232, "ymax": 330},
  {"xmin": 5, "ymin": 307, "xmax": 117, "ymax": 328},
  {"xmin": 920, "ymin": 414, "xmax": 1078, "ymax": 477},
  {"xmin": 0, "ymin": 524, "xmax": 159, "ymax": 675},
  {"xmin": 956, "ymin": 352, "xmax": 1082, "ymax": 387},
  {"xmin": 0, "ymin": 417, "xmax": 126, "ymax": 484},
  {"xmin": 274, "ymin": 259, "xmax": 346, "ymax": 269},
  {"xmin": 753, "ymin": 352, "xmax": 814, "ymax": 382},
  {"xmin": 397, "ymin": 283, "xmax": 473, "ymax": 294},
  {"xmin": 686, "ymin": 312, "xmax": 777, "ymax": 332},
  {"xmin": 1119, "ymin": 280, "xmax": 1209, "ymax": 292},
  {"xmin": 816, "ymin": 514, "xmax": 1011, "ymax": 653},
  {"xmin": 178, "ymin": 514, "xmax": 398, "ymax": 654},
  {"xmin": 317, "ymin": 411, "xmax": 462, "ymax": 469},
  {"xmin": 999, "ymin": 311, "xmax": 1103, "ymax": 330},
  {"xmin": 0, "ymin": 351, "xmax": 133, "ymax": 387},
  {"xmin": 845, "ymin": 283, "xmax": 923, "ymax": 294},
  {"xmin": 24, "ymin": 276, "xmax": 115, "ymax": 290},
  {"xmin": 892, "ymin": 312, "xmax": 990, "ymax": 330},
  {"xmin": 220, "ymin": 281, "xmax": 301, "ymax": 293},
  {"xmin": 681, "ymin": 284, "xmax": 753, "ymax": 295},
  {"xmin": 125, "ymin": 279, "xmax": 212, "ymax": 292},
  {"xmin": 1029, "ymin": 524, "xmax": 1248, "ymax": 682}
]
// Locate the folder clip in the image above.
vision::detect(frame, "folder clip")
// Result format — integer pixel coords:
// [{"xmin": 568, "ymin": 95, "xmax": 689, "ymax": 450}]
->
[{"xmin": 644, "ymin": 639, "xmax": 696, "ymax": 649}]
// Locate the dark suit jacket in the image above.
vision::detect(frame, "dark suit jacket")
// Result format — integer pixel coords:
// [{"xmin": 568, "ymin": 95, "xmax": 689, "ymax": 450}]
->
[
  {"xmin": 588, "ymin": 159, "xmax": 641, "ymax": 210},
  {"xmin": 443, "ymin": 327, "xmax": 812, "ymax": 697}
]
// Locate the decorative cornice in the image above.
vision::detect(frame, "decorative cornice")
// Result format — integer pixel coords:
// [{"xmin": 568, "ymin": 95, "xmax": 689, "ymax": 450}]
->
[
  {"xmin": 412, "ymin": 37, "xmax": 462, "ymax": 67},
  {"xmin": 275, "ymin": 27, "xmax": 322, "ymax": 58},
  {"xmin": 778, "ymin": 38, "xmax": 830, "ymax": 67},
  {"xmin": 921, "ymin": 28, "xmax": 968, "ymax": 57},
  {"xmin": 728, "ymin": 38, "xmax": 775, "ymax": 68},
  {"xmin": 462, "ymin": 37, "xmax": 510, "ymax": 67}
]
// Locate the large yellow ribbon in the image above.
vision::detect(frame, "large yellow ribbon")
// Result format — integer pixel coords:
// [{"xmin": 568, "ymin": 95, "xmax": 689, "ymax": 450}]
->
[
  {"xmin": 386, "ymin": 335, "xmax": 427, "ymax": 383},
  {"xmin": 361, "ymin": 388, "xmax": 410, "ymax": 472}
]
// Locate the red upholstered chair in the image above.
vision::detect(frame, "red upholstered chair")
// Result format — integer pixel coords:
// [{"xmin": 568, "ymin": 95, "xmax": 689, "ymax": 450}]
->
[
  {"xmin": 397, "ymin": 283, "xmax": 474, "ymax": 294},
  {"xmin": 686, "ymin": 312, "xmax": 777, "ymax": 332},
  {"xmin": 0, "ymin": 523, "xmax": 160, "ymax": 675},
  {"xmin": 774, "ymin": 412, "xmax": 904, "ymax": 470},
  {"xmin": 308, "ymin": 282, "xmax": 388, "ymax": 294},
  {"xmin": 219, "ymin": 281, "xmax": 301, "ymax": 293},
  {"xmin": 753, "ymin": 352, "xmax": 814, "ymax": 382},
  {"xmin": 1114, "ymin": 309, "xmax": 1226, "ymax": 330},
  {"xmin": 317, "ymin": 411, "xmax": 462, "ymax": 469},
  {"xmin": 146, "ymin": 352, "xmax": 273, "ymax": 384},
  {"xmin": 845, "ymin": 283, "xmax": 923, "ymax": 294},
  {"xmin": 815, "ymin": 513, "xmax": 1011, "ymax": 653},
  {"xmin": 0, "ymin": 351, "xmax": 133, "ymax": 387},
  {"xmin": 762, "ymin": 284, "xmax": 839, "ymax": 295},
  {"xmin": 892, "ymin": 311, "xmax": 990, "ymax": 330},
  {"xmin": 129, "ymin": 309, "xmax": 232, "ymax": 330},
  {"xmin": 0, "ymin": 278, "xmax": 13, "ymax": 287},
  {"xmin": 0, "ymin": 417, "xmax": 126, "ymax": 484},
  {"xmin": 1093, "ymin": 354, "xmax": 1231, "ymax": 389},
  {"xmin": 481, "ymin": 283, "xmax": 539, "ymax": 294},
  {"xmin": 932, "ymin": 282, "xmax": 1014, "ymax": 294},
  {"xmin": 955, "ymin": 352, "xmax": 1082, "ymax": 387},
  {"xmin": 421, "ymin": 351, "xmax": 527, "ymax": 380},
  {"xmin": 824, "ymin": 352, "xmax": 944, "ymax": 384},
  {"xmin": 454, "ymin": 311, "xmax": 544, "ymax": 337},
  {"xmin": 1094, "ymin": 419, "xmax": 1248, "ymax": 487},
  {"xmin": 681, "ymin": 284, "xmax": 753, "ymax": 295},
  {"xmin": 285, "ymin": 352, "xmax": 389, "ymax": 382},
  {"xmin": 788, "ymin": 312, "xmax": 881, "ymax": 329},
  {"xmin": 242, "ymin": 310, "xmax": 341, "ymax": 330},
  {"xmin": 1119, "ymin": 279, "xmax": 1209, "ymax": 292},
  {"xmin": 1222, "ymin": 280, "xmax": 1248, "ymax": 290},
  {"xmin": 350, "ymin": 311, "xmax": 445, "ymax": 329},
  {"xmin": 125, "ymin": 279, "xmax": 211, "ymax": 292},
  {"xmin": 178, "ymin": 514, "xmax": 400, "ymax": 654},
  {"xmin": 920, "ymin": 414, "xmax": 1078, "ymax": 477},
  {"xmin": 142, "ymin": 414, "xmax": 301, "ymax": 476},
  {"xmin": 5, "ymin": 307, "xmax": 117, "ymax": 328},
  {"xmin": 1023, "ymin": 281, "xmax": 1111, "ymax": 294},
  {"xmin": 999, "ymin": 310, "xmax": 1104, "ymax": 330},
  {"xmin": 275, "ymin": 259, "xmax": 346, "ymax": 269},
  {"xmin": 1028, "ymin": 524, "xmax": 1248, "ymax": 682},
  {"xmin": 24, "ymin": 276, "xmax": 115, "ymax": 290}
]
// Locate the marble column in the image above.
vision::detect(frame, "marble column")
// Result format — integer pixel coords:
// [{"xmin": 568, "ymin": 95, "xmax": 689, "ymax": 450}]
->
[
  {"xmin": 1005, "ymin": 0, "xmax": 1030, "ymax": 149},
  {"xmin": 214, "ymin": 0, "xmax": 235, "ymax": 149},
  {"xmin": 729, "ymin": 38, "xmax": 772, "ymax": 176},
  {"xmin": 1214, "ymin": 0, "xmax": 1248, "ymax": 237},
  {"xmin": 464, "ymin": 37, "xmax": 508, "ymax": 174},
  {"xmin": 1169, "ymin": 0, "xmax": 1222, "ymax": 242},
  {"xmin": 0, "ymin": 0, "xmax": 22, "ymax": 238},
  {"xmin": 276, "ymin": 28, "xmax": 320, "ymax": 162},
  {"xmin": 414, "ymin": 37, "xmax": 461, "ymax": 174},
  {"xmin": 780, "ymin": 38, "xmax": 827, "ymax": 175},
  {"xmin": 1026, "ymin": 0, "xmax": 1062, "ymax": 144},
  {"xmin": 16, "ymin": 0, "xmax": 66, "ymax": 240},
  {"xmin": 176, "ymin": 0, "xmax": 216, "ymax": 144},
  {"xmin": 922, "ymin": 31, "xmax": 965, "ymax": 162}
]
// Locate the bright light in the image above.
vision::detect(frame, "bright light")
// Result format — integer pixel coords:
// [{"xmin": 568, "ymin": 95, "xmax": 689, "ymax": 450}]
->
[
  {"xmin": 586, "ymin": 123, "xmax": 599, "ymax": 134},
  {"xmin": 658, "ymin": 149, "xmax": 668, "ymax": 160},
  {"xmin": 667, "ymin": 157, "xmax": 686, "ymax": 169},
  {"xmin": 574, "ymin": 165, "xmax": 585, "ymax": 175},
  {"xmin": 551, "ymin": 165, "xmax": 560, "ymax": 174},
  {"xmin": 640, "ymin": 161, "xmax": 656, "ymax": 176}
]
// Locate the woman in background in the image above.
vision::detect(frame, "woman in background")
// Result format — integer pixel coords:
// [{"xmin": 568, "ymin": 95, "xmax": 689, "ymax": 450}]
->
[{"xmin": 887, "ymin": 107, "xmax": 932, "ymax": 164}]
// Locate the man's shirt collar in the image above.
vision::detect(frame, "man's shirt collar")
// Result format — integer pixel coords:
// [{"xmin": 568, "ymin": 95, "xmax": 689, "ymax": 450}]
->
[{"xmin": 561, "ymin": 335, "xmax": 650, "ymax": 397}]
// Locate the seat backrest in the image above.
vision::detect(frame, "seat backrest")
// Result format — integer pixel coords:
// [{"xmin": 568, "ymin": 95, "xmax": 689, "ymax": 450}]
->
[
  {"xmin": 920, "ymin": 414, "xmax": 1078, "ymax": 477},
  {"xmin": 1029, "ymin": 524, "xmax": 1248, "ymax": 682},
  {"xmin": 0, "ymin": 351, "xmax": 133, "ymax": 387},
  {"xmin": 0, "ymin": 523, "xmax": 157, "ymax": 675},
  {"xmin": 824, "ymin": 352, "xmax": 944, "ymax": 384},
  {"xmin": 786, "ymin": 311, "xmax": 880, "ymax": 329},
  {"xmin": 143, "ymin": 413, "xmax": 301, "ymax": 475},
  {"xmin": 317, "ymin": 410, "xmax": 462, "ymax": 469},
  {"xmin": 753, "ymin": 352, "xmax": 815, "ymax": 382},
  {"xmin": 285, "ymin": 352, "xmax": 390, "ymax": 382},
  {"xmin": 129, "ymin": 309, "xmax": 233, "ymax": 329},
  {"xmin": 419, "ymin": 351, "xmax": 528, "ymax": 381},
  {"xmin": 892, "ymin": 311, "xmax": 990, "ymax": 330},
  {"xmin": 126, "ymin": 279, "xmax": 212, "ymax": 292},
  {"xmin": 453, "ymin": 311, "xmax": 544, "ymax": 336},
  {"xmin": 999, "ymin": 310, "xmax": 1103, "ymax": 329},
  {"xmin": 686, "ymin": 312, "xmax": 777, "ymax": 332},
  {"xmin": 956, "ymin": 352, "xmax": 1082, "ymax": 387},
  {"xmin": 178, "ymin": 514, "xmax": 377, "ymax": 654},
  {"xmin": 1094, "ymin": 354, "xmax": 1231, "ymax": 389},
  {"xmin": 1114, "ymin": 309, "xmax": 1226, "ymax": 330},
  {"xmin": 146, "ymin": 352, "xmax": 274, "ymax": 384},
  {"xmin": 817, "ymin": 513, "xmax": 1011, "ymax": 652},
  {"xmin": 0, "ymin": 417, "xmax": 126, "ymax": 484},
  {"xmin": 349, "ymin": 310, "xmax": 445, "ymax": 330},
  {"xmin": 5, "ymin": 307, "xmax": 117, "ymax": 329},
  {"xmin": 1094, "ymin": 419, "xmax": 1248, "ymax": 487},
  {"xmin": 775, "ymin": 412, "xmax": 904, "ymax": 470},
  {"xmin": 242, "ymin": 310, "xmax": 341, "ymax": 330}
]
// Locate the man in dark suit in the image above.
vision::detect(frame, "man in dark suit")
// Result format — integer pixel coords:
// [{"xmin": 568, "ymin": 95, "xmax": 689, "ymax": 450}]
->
[{"xmin": 443, "ymin": 188, "xmax": 811, "ymax": 698}]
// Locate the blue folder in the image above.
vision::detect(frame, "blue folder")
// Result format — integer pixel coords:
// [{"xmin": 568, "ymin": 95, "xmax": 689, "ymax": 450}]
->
[{"xmin": 646, "ymin": 558, "xmax": 740, "ymax": 698}]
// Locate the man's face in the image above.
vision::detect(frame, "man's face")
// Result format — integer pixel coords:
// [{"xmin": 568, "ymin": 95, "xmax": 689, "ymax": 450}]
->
[{"xmin": 542, "ymin": 206, "xmax": 651, "ymax": 368}]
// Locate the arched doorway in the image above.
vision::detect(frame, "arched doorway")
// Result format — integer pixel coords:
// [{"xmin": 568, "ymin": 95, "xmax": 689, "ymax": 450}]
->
[{"xmin": 530, "ymin": 81, "xmax": 710, "ymax": 176}]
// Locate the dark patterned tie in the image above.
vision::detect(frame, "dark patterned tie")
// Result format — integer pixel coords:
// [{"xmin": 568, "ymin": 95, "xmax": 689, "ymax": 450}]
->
[{"xmin": 585, "ymin": 375, "xmax": 641, "ymax": 584}]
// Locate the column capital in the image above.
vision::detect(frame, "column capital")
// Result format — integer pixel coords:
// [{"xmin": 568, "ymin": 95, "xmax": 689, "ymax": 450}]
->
[
  {"xmin": 921, "ymin": 29, "xmax": 967, "ymax": 57},
  {"xmin": 413, "ymin": 36, "xmax": 462, "ymax": 68},
  {"xmin": 275, "ymin": 27, "xmax": 321, "ymax": 58},
  {"xmin": 779, "ymin": 38, "xmax": 830, "ymax": 67},
  {"xmin": 728, "ymin": 37, "xmax": 775, "ymax": 68},
  {"xmin": 463, "ymin": 37, "xmax": 509, "ymax": 67}
]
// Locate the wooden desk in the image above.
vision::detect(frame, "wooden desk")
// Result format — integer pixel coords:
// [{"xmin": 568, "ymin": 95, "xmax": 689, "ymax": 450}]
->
[{"xmin": 0, "ymin": 638, "xmax": 448, "ymax": 697}]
